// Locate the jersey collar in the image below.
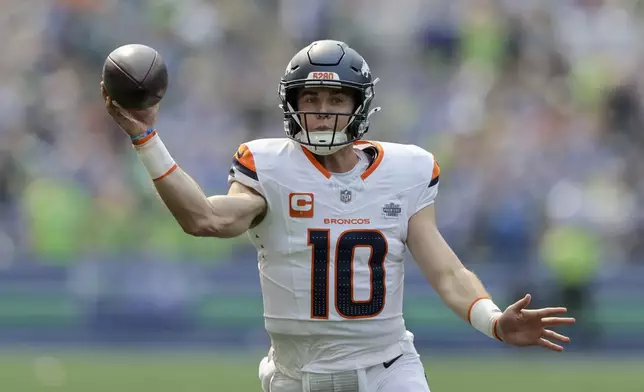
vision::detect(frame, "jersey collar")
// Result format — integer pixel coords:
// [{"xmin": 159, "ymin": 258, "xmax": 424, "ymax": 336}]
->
[{"xmin": 300, "ymin": 141, "xmax": 384, "ymax": 180}]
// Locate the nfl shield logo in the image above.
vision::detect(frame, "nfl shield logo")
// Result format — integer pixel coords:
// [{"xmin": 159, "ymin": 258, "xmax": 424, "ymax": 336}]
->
[{"xmin": 340, "ymin": 189, "xmax": 352, "ymax": 203}]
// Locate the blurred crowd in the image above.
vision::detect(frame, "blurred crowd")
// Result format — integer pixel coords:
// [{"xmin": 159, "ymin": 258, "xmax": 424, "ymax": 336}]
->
[{"xmin": 1, "ymin": 0, "xmax": 644, "ymax": 284}]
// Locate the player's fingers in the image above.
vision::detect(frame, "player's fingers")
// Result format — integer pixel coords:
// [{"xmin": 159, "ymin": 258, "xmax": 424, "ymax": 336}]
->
[
  {"xmin": 507, "ymin": 294, "xmax": 531, "ymax": 312},
  {"xmin": 542, "ymin": 329, "xmax": 570, "ymax": 344},
  {"xmin": 105, "ymin": 97, "xmax": 116, "ymax": 114},
  {"xmin": 541, "ymin": 317, "xmax": 576, "ymax": 326},
  {"xmin": 537, "ymin": 338, "xmax": 564, "ymax": 352},
  {"xmin": 105, "ymin": 101, "xmax": 132, "ymax": 125},
  {"xmin": 105, "ymin": 98, "xmax": 120, "ymax": 116},
  {"xmin": 103, "ymin": 91, "xmax": 121, "ymax": 115},
  {"xmin": 108, "ymin": 100, "xmax": 130, "ymax": 119},
  {"xmin": 103, "ymin": 88, "xmax": 111, "ymax": 107},
  {"xmin": 523, "ymin": 307, "xmax": 568, "ymax": 318}
]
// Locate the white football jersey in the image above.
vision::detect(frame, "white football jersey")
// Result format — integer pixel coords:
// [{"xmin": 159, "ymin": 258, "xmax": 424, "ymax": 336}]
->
[{"xmin": 228, "ymin": 138, "xmax": 439, "ymax": 375}]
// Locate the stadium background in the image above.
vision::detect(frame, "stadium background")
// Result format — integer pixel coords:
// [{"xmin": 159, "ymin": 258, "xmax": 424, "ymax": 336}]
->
[{"xmin": 0, "ymin": 0, "xmax": 643, "ymax": 391}]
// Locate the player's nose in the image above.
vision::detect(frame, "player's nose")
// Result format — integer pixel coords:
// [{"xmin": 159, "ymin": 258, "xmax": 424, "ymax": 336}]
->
[
  {"xmin": 316, "ymin": 99, "xmax": 334, "ymax": 116},
  {"xmin": 315, "ymin": 105, "xmax": 331, "ymax": 118}
]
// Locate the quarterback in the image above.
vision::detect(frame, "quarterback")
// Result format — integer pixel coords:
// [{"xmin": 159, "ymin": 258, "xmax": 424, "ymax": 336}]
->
[{"xmin": 101, "ymin": 40, "xmax": 575, "ymax": 392}]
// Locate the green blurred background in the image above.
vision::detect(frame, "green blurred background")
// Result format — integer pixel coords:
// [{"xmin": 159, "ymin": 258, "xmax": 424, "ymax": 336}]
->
[
  {"xmin": 1, "ymin": 0, "xmax": 644, "ymax": 391},
  {"xmin": 2, "ymin": 351, "xmax": 643, "ymax": 392}
]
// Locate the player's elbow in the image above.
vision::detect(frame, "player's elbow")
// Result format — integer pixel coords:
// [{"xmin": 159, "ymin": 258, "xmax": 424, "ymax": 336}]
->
[
  {"xmin": 182, "ymin": 216, "xmax": 242, "ymax": 238},
  {"xmin": 182, "ymin": 221, "xmax": 214, "ymax": 237}
]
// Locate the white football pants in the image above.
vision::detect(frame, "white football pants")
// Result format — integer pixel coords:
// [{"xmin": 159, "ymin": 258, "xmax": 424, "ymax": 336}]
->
[{"xmin": 258, "ymin": 347, "xmax": 430, "ymax": 392}]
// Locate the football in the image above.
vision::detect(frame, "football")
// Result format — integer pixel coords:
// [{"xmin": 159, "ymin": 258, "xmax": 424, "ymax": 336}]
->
[{"xmin": 101, "ymin": 44, "xmax": 168, "ymax": 109}]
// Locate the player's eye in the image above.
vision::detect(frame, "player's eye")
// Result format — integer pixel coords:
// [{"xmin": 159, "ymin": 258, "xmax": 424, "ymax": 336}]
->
[{"xmin": 331, "ymin": 97, "xmax": 345, "ymax": 104}]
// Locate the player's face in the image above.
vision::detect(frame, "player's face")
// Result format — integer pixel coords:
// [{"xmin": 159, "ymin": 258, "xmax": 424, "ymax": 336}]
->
[{"xmin": 297, "ymin": 87, "xmax": 355, "ymax": 132}]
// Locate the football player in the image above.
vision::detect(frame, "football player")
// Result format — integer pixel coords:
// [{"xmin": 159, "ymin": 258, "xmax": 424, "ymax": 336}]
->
[{"xmin": 101, "ymin": 40, "xmax": 575, "ymax": 392}]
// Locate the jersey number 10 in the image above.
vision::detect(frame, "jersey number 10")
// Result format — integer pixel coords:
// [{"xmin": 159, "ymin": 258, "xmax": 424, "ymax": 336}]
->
[{"xmin": 308, "ymin": 229, "xmax": 388, "ymax": 319}]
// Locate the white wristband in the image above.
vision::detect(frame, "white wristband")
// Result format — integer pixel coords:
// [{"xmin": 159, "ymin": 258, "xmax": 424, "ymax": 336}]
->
[
  {"xmin": 468, "ymin": 297, "xmax": 503, "ymax": 341},
  {"xmin": 133, "ymin": 130, "xmax": 177, "ymax": 181}
]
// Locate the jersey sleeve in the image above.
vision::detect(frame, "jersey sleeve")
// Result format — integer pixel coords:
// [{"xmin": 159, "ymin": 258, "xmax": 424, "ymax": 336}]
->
[
  {"xmin": 415, "ymin": 158, "xmax": 440, "ymax": 212},
  {"xmin": 227, "ymin": 143, "xmax": 263, "ymax": 195},
  {"xmin": 408, "ymin": 148, "xmax": 440, "ymax": 217}
]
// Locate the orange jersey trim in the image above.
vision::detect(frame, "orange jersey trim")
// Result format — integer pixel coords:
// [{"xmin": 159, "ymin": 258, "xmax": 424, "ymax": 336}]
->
[
  {"xmin": 300, "ymin": 141, "xmax": 384, "ymax": 180},
  {"xmin": 355, "ymin": 141, "xmax": 384, "ymax": 180},
  {"xmin": 432, "ymin": 160, "xmax": 440, "ymax": 181},
  {"xmin": 233, "ymin": 144, "xmax": 257, "ymax": 173},
  {"xmin": 300, "ymin": 145, "xmax": 331, "ymax": 179},
  {"xmin": 232, "ymin": 144, "xmax": 258, "ymax": 181},
  {"xmin": 301, "ymin": 146, "xmax": 332, "ymax": 179}
]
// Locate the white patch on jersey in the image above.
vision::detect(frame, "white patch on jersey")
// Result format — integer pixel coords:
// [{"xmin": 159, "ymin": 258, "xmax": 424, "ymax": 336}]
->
[{"xmin": 382, "ymin": 201, "xmax": 402, "ymax": 219}]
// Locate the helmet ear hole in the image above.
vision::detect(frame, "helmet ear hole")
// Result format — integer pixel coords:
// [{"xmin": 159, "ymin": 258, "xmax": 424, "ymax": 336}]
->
[
  {"xmin": 288, "ymin": 118, "xmax": 299, "ymax": 137},
  {"xmin": 352, "ymin": 91, "xmax": 362, "ymax": 111},
  {"xmin": 286, "ymin": 89, "xmax": 300, "ymax": 111}
]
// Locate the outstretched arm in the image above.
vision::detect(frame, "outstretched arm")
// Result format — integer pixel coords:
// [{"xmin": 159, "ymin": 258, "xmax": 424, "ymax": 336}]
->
[
  {"xmin": 407, "ymin": 205, "xmax": 499, "ymax": 333},
  {"xmin": 407, "ymin": 204, "xmax": 575, "ymax": 351}
]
